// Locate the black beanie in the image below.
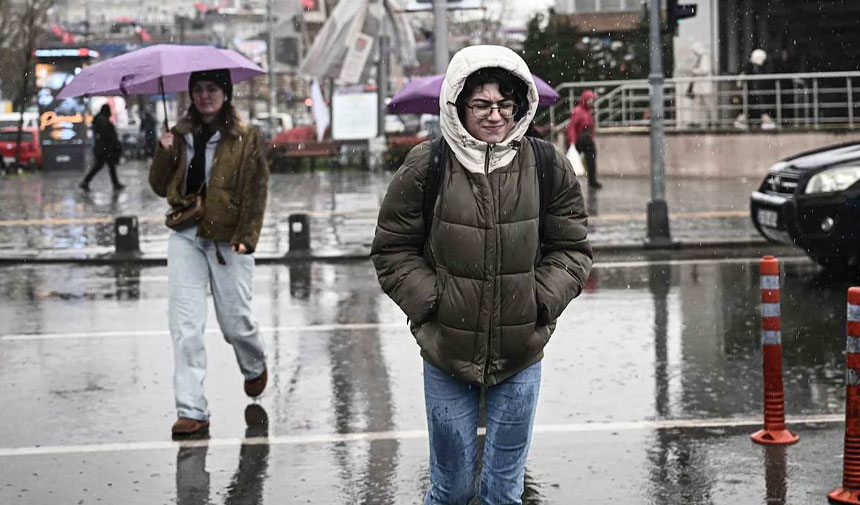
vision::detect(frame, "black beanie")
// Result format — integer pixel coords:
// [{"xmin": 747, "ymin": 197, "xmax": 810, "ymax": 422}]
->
[{"xmin": 188, "ymin": 69, "xmax": 233, "ymax": 102}]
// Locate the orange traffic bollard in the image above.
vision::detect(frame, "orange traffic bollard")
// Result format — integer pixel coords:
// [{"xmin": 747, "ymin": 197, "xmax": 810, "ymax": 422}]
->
[
  {"xmin": 829, "ymin": 287, "xmax": 860, "ymax": 504},
  {"xmin": 751, "ymin": 256, "xmax": 799, "ymax": 445}
]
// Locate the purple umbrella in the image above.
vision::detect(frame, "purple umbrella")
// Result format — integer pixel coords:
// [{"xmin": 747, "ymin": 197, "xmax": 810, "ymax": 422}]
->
[
  {"xmin": 387, "ymin": 73, "xmax": 559, "ymax": 115},
  {"xmin": 57, "ymin": 44, "xmax": 264, "ymax": 128}
]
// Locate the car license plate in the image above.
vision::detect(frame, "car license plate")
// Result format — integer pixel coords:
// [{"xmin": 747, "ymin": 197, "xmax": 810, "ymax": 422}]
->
[
  {"xmin": 2, "ymin": 156, "xmax": 12, "ymax": 165},
  {"xmin": 757, "ymin": 209, "xmax": 779, "ymax": 228}
]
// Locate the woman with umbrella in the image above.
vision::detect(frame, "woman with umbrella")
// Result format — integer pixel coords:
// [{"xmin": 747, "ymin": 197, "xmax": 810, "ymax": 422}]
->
[{"xmin": 149, "ymin": 69, "xmax": 270, "ymax": 437}]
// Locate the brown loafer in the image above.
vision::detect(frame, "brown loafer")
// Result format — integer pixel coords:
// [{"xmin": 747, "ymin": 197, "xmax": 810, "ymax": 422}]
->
[
  {"xmin": 244, "ymin": 369, "xmax": 268, "ymax": 398},
  {"xmin": 171, "ymin": 417, "xmax": 210, "ymax": 437}
]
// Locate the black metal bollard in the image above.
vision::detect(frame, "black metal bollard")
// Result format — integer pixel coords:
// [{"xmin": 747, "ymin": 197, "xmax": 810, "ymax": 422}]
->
[
  {"xmin": 288, "ymin": 213, "xmax": 310, "ymax": 255},
  {"xmin": 114, "ymin": 216, "xmax": 140, "ymax": 254}
]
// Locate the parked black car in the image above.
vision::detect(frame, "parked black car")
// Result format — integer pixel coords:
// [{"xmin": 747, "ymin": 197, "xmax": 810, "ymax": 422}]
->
[{"xmin": 750, "ymin": 141, "xmax": 860, "ymax": 268}]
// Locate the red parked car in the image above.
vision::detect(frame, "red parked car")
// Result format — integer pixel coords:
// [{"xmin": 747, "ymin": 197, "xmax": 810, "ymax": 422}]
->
[{"xmin": 0, "ymin": 127, "xmax": 42, "ymax": 170}]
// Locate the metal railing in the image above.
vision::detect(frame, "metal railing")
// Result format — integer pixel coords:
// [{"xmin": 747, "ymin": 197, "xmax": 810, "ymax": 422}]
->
[{"xmin": 543, "ymin": 71, "xmax": 860, "ymax": 136}]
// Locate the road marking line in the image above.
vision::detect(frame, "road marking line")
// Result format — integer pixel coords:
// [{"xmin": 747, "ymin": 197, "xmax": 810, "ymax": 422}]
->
[
  {"xmin": 0, "ymin": 323, "xmax": 406, "ymax": 342},
  {"xmin": 0, "ymin": 216, "xmax": 163, "ymax": 227},
  {"xmin": 591, "ymin": 210, "xmax": 749, "ymax": 223},
  {"xmin": 595, "ymin": 256, "xmax": 809, "ymax": 269},
  {"xmin": 533, "ymin": 413, "xmax": 843, "ymax": 432},
  {"xmin": 64, "ymin": 255, "xmax": 809, "ymax": 285},
  {"xmin": 0, "ymin": 414, "xmax": 843, "ymax": 458}
]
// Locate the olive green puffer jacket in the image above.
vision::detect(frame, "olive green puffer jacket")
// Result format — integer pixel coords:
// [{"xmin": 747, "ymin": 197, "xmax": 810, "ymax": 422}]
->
[
  {"xmin": 371, "ymin": 139, "xmax": 592, "ymax": 385},
  {"xmin": 372, "ymin": 45, "xmax": 592, "ymax": 385}
]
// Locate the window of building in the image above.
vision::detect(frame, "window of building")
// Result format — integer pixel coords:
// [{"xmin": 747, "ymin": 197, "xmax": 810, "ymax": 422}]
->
[
  {"xmin": 575, "ymin": 0, "xmax": 597, "ymax": 12},
  {"xmin": 600, "ymin": 0, "xmax": 625, "ymax": 10},
  {"xmin": 571, "ymin": 0, "xmax": 634, "ymax": 13}
]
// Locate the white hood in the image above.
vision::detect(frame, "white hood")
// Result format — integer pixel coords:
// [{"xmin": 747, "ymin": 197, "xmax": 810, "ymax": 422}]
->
[{"xmin": 439, "ymin": 45, "xmax": 538, "ymax": 174}]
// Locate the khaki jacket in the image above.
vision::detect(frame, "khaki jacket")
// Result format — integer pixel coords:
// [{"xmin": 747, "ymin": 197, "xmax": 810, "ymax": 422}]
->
[{"xmin": 148, "ymin": 117, "xmax": 269, "ymax": 252}]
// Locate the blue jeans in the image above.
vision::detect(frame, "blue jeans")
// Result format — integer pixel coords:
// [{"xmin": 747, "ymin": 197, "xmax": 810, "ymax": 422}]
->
[
  {"xmin": 168, "ymin": 227, "xmax": 266, "ymax": 421},
  {"xmin": 423, "ymin": 360, "xmax": 542, "ymax": 505}
]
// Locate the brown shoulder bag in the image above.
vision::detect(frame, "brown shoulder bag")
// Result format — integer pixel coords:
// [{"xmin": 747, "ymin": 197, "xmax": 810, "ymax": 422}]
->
[{"xmin": 165, "ymin": 185, "xmax": 206, "ymax": 231}]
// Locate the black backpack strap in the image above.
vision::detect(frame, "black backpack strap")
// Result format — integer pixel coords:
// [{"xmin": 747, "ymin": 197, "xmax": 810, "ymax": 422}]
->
[
  {"xmin": 424, "ymin": 137, "xmax": 448, "ymax": 239},
  {"xmin": 528, "ymin": 136, "xmax": 556, "ymax": 245}
]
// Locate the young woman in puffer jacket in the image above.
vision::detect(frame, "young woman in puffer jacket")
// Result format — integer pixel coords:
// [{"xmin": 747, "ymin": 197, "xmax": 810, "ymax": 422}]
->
[{"xmin": 372, "ymin": 46, "xmax": 593, "ymax": 505}]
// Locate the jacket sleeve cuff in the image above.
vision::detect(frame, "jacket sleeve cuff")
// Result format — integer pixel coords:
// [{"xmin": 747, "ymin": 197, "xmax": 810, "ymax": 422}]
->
[{"xmin": 230, "ymin": 232, "xmax": 259, "ymax": 254}]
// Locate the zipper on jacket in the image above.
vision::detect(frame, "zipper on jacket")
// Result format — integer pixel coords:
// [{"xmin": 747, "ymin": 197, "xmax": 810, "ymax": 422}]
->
[{"xmin": 482, "ymin": 143, "xmax": 495, "ymax": 382}]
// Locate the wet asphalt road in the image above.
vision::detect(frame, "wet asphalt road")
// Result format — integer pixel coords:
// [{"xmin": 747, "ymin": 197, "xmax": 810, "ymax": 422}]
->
[
  {"xmin": 0, "ymin": 249, "xmax": 856, "ymax": 504},
  {"xmin": 0, "ymin": 161, "xmax": 762, "ymax": 260}
]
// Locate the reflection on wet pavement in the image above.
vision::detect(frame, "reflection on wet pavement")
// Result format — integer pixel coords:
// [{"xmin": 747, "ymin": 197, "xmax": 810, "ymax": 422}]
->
[
  {"xmin": 176, "ymin": 444, "xmax": 210, "ymax": 505},
  {"xmin": 0, "ymin": 163, "xmax": 390, "ymax": 257},
  {"xmin": 764, "ymin": 445, "xmax": 788, "ymax": 505},
  {"xmin": 0, "ymin": 254, "xmax": 854, "ymax": 503},
  {"xmin": 0, "ymin": 162, "xmax": 763, "ymax": 259}
]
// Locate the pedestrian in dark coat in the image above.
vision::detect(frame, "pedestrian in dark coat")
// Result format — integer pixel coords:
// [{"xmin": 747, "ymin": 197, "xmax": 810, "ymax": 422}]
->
[
  {"xmin": 734, "ymin": 49, "xmax": 776, "ymax": 129},
  {"xmin": 80, "ymin": 104, "xmax": 125, "ymax": 191},
  {"xmin": 140, "ymin": 109, "xmax": 158, "ymax": 158},
  {"xmin": 371, "ymin": 45, "xmax": 592, "ymax": 505}
]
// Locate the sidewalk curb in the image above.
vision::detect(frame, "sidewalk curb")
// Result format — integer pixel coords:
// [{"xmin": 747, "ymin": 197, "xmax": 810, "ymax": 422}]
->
[{"xmin": 0, "ymin": 238, "xmax": 776, "ymax": 267}]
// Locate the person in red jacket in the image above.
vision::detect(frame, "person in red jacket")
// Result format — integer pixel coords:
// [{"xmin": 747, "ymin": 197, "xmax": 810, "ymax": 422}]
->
[{"xmin": 566, "ymin": 90, "xmax": 601, "ymax": 189}]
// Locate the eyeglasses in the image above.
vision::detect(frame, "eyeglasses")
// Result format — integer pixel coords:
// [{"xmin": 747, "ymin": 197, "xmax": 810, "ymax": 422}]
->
[{"xmin": 465, "ymin": 101, "xmax": 518, "ymax": 120}]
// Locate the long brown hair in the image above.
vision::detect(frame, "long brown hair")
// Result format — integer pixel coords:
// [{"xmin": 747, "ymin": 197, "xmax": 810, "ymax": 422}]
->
[{"xmin": 186, "ymin": 101, "xmax": 242, "ymax": 138}]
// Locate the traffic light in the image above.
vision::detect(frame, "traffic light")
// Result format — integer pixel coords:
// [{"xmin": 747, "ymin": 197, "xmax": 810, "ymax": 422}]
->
[{"xmin": 665, "ymin": 0, "xmax": 697, "ymax": 36}]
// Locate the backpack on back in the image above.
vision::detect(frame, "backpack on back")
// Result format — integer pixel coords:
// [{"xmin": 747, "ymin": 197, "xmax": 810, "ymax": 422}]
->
[{"xmin": 422, "ymin": 136, "xmax": 556, "ymax": 243}]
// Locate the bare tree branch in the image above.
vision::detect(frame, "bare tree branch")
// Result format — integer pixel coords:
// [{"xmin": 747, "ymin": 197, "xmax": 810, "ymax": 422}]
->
[
  {"xmin": 0, "ymin": 0, "xmax": 17, "ymax": 49},
  {"xmin": 8, "ymin": 0, "xmax": 60, "ymax": 164}
]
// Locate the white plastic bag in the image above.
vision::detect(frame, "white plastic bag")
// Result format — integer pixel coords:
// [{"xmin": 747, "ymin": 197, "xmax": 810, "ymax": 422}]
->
[{"xmin": 566, "ymin": 145, "xmax": 586, "ymax": 176}]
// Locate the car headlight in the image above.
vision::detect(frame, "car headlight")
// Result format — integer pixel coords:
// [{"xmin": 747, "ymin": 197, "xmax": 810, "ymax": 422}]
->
[{"xmin": 804, "ymin": 166, "xmax": 860, "ymax": 194}]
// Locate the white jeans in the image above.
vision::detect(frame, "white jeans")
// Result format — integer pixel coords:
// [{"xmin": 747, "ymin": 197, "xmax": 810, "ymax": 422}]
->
[{"xmin": 168, "ymin": 226, "xmax": 266, "ymax": 421}]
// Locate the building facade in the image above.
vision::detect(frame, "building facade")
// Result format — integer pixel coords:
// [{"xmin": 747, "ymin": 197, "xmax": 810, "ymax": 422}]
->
[{"xmin": 53, "ymin": 0, "xmax": 192, "ymax": 24}]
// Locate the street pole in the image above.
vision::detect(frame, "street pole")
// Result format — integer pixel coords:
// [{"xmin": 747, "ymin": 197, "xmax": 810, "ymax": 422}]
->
[
  {"xmin": 371, "ymin": 27, "xmax": 390, "ymax": 171},
  {"xmin": 267, "ymin": 0, "xmax": 277, "ymax": 134},
  {"xmin": 433, "ymin": 0, "xmax": 448, "ymax": 74},
  {"xmin": 377, "ymin": 32, "xmax": 389, "ymax": 139},
  {"xmin": 646, "ymin": 0, "xmax": 674, "ymax": 247},
  {"xmin": 84, "ymin": 1, "xmax": 90, "ymax": 44}
]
